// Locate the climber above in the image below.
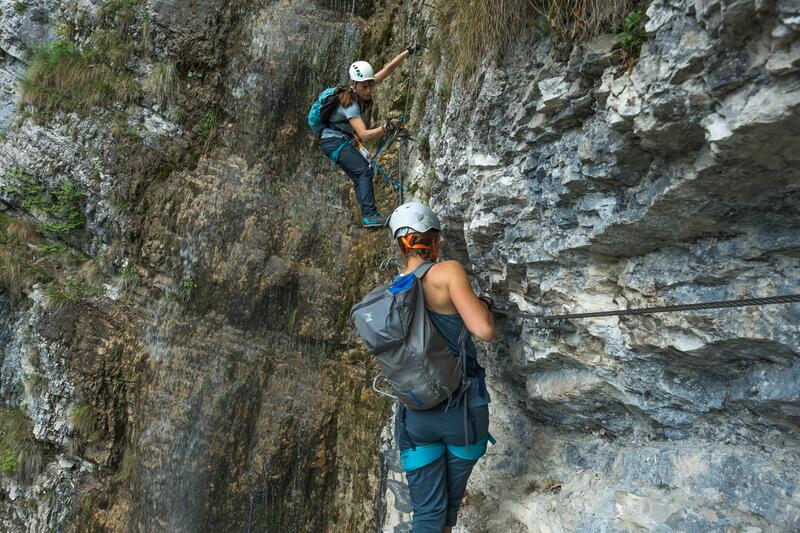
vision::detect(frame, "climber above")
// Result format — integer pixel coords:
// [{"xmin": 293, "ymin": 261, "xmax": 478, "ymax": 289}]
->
[{"xmin": 310, "ymin": 47, "xmax": 417, "ymax": 227}]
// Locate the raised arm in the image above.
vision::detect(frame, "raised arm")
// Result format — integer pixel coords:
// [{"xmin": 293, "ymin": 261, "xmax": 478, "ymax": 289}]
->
[
  {"xmin": 445, "ymin": 261, "xmax": 495, "ymax": 342},
  {"xmin": 374, "ymin": 49, "xmax": 411, "ymax": 84}
]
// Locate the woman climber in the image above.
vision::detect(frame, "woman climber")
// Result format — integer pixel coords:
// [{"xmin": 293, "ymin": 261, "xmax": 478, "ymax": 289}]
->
[
  {"xmin": 387, "ymin": 201, "xmax": 496, "ymax": 532},
  {"xmin": 318, "ymin": 48, "xmax": 416, "ymax": 227}
]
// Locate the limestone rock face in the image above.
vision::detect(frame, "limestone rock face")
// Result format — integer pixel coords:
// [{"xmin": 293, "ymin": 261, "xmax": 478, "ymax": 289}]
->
[{"xmin": 399, "ymin": 0, "xmax": 800, "ymax": 531}]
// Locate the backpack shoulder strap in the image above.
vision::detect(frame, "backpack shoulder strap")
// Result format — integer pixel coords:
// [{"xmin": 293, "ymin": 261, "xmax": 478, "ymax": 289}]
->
[{"xmin": 411, "ymin": 261, "xmax": 435, "ymax": 279}]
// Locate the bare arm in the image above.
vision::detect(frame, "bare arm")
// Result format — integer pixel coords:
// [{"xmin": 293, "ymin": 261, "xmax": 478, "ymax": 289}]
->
[
  {"xmin": 445, "ymin": 261, "xmax": 496, "ymax": 342},
  {"xmin": 374, "ymin": 50, "xmax": 410, "ymax": 84},
  {"xmin": 348, "ymin": 117, "xmax": 385, "ymax": 142}
]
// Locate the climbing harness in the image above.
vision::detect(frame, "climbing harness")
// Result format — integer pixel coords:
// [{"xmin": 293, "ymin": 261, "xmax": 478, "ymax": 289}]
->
[
  {"xmin": 493, "ymin": 293, "xmax": 800, "ymax": 326},
  {"xmin": 357, "ymin": 119, "xmax": 409, "ymax": 194}
]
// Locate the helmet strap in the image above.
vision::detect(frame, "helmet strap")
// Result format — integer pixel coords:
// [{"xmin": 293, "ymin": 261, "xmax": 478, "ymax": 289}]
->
[{"xmin": 400, "ymin": 234, "xmax": 432, "ymax": 251}]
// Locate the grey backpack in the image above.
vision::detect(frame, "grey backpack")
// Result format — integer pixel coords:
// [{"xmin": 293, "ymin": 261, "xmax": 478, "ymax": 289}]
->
[{"xmin": 351, "ymin": 262, "xmax": 464, "ymax": 410}]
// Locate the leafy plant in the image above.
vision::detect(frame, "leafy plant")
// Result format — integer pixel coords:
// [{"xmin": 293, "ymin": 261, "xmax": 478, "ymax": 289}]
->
[
  {"xmin": 3, "ymin": 170, "xmax": 86, "ymax": 234},
  {"xmin": 13, "ymin": 1, "xmax": 27, "ymax": 14},
  {"xmin": 616, "ymin": 9, "xmax": 645, "ymax": 50}
]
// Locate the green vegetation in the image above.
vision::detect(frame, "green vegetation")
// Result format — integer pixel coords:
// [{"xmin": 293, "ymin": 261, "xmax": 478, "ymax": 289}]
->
[
  {"xmin": 44, "ymin": 279, "xmax": 101, "ymax": 306},
  {"xmin": 111, "ymin": 121, "xmax": 141, "ymax": 140},
  {"xmin": 70, "ymin": 403, "xmax": 102, "ymax": 443},
  {"xmin": 616, "ymin": 8, "xmax": 646, "ymax": 52},
  {"xmin": 118, "ymin": 263, "xmax": 138, "ymax": 278},
  {"xmin": 20, "ymin": 40, "xmax": 138, "ymax": 116},
  {"xmin": 13, "ymin": 1, "xmax": 27, "ymax": 14},
  {"xmin": 1, "ymin": 168, "xmax": 86, "ymax": 235},
  {"xmin": 113, "ymin": 443, "xmax": 135, "ymax": 484},
  {"xmin": 182, "ymin": 276, "xmax": 196, "ymax": 290},
  {"xmin": 20, "ymin": 0, "xmax": 147, "ymax": 117},
  {"xmin": 0, "ymin": 407, "xmax": 34, "ymax": 476},
  {"xmin": 143, "ymin": 61, "xmax": 178, "ymax": 107},
  {"xmin": 198, "ymin": 111, "xmax": 217, "ymax": 137}
]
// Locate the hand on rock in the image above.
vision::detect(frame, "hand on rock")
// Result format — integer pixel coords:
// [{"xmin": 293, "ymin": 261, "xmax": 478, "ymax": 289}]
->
[{"xmin": 478, "ymin": 295, "xmax": 495, "ymax": 310}]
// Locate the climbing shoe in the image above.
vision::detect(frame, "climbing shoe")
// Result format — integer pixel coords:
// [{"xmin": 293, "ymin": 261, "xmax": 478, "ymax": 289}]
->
[{"xmin": 362, "ymin": 214, "xmax": 387, "ymax": 228}]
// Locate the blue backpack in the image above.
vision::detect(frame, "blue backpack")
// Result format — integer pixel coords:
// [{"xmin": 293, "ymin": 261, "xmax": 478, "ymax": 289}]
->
[{"xmin": 308, "ymin": 87, "xmax": 345, "ymax": 135}]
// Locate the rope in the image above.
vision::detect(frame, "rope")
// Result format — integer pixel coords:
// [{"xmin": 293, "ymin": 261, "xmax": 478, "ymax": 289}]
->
[{"xmin": 493, "ymin": 294, "xmax": 800, "ymax": 321}]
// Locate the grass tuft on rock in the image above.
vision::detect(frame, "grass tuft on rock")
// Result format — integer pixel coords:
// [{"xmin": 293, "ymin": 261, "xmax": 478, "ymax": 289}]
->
[
  {"xmin": 436, "ymin": 0, "xmax": 636, "ymax": 78},
  {"xmin": 144, "ymin": 61, "xmax": 178, "ymax": 107},
  {"xmin": 5, "ymin": 217, "xmax": 41, "ymax": 243},
  {"xmin": 0, "ymin": 407, "xmax": 34, "ymax": 477},
  {"xmin": 20, "ymin": 40, "xmax": 139, "ymax": 116},
  {"xmin": 70, "ymin": 403, "xmax": 102, "ymax": 443}
]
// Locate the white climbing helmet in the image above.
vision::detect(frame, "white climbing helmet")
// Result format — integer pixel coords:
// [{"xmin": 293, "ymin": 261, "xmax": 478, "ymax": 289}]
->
[
  {"xmin": 389, "ymin": 201, "xmax": 441, "ymax": 238},
  {"xmin": 349, "ymin": 60, "xmax": 375, "ymax": 82}
]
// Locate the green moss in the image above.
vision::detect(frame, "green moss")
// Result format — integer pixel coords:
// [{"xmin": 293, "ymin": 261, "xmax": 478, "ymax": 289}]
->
[{"xmin": 13, "ymin": 1, "xmax": 27, "ymax": 14}]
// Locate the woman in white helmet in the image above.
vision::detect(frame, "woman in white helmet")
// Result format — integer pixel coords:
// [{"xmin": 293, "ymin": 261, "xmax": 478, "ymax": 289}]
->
[
  {"xmin": 387, "ymin": 201, "xmax": 495, "ymax": 532},
  {"xmin": 319, "ymin": 48, "xmax": 416, "ymax": 227}
]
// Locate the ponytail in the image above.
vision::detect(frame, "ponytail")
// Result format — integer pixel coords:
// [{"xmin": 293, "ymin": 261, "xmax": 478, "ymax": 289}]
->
[{"xmin": 397, "ymin": 230, "xmax": 440, "ymax": 261}]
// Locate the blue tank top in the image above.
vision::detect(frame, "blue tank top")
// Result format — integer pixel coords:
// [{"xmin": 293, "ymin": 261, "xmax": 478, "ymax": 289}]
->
[{"xmin": 426, "ymin": 309, "xmax": 480, "ymax": 377}]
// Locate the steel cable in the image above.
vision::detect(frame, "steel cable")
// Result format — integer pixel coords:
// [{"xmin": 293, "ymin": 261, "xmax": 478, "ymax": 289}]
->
[{"xmin": 493, "ymin": 294, "xmax": 800, "ymax": 321}]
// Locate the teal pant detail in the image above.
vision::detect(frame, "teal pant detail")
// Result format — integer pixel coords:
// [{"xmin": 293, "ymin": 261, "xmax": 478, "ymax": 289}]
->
[
  {"xmin": 400, "ymin": 434, "xmax": 496, "ymax": 471},
  {"xmin": 401, "ymin": 443, "xmax": 446, "ymax": 472},
  {"xmin": 396, "ymin": 403, "xmax": 492, "ymax": 531},
  {"xmin": 446, "ymin": 433, "xmax": 496, "ymax": 462}
]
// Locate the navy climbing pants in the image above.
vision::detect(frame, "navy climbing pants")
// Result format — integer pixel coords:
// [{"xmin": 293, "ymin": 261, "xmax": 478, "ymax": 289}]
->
[
  {"xmin": 395, "ymin": 403, "xmax": 490, "ymax": 531},
  {"xmin": 320, "ymin": 136, "xmax": 377, "ymax": 217}
]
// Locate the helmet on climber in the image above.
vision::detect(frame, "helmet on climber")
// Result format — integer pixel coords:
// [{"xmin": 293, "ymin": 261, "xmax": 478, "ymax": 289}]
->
[
  {"xmin": 390, "ymin": 201, "xmax": 442, "ymax": 261},
  {"xmin": 349, "ymin": 60, "xmax": 375, "ymax": 82}
]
